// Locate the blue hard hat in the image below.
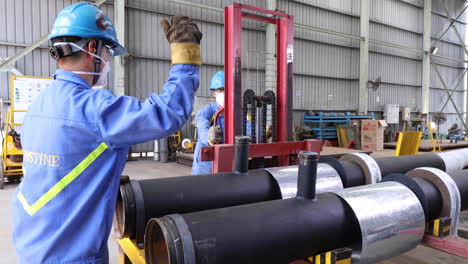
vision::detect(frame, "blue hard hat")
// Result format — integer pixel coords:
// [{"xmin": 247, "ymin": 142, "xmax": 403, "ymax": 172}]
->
[
  {"xmin": 210, "ymin": 71, "xmax": 225, "ymax": 90},
  {"xmin": 49, "ymin": 2, "xmax": 127, "ymax": 56}
]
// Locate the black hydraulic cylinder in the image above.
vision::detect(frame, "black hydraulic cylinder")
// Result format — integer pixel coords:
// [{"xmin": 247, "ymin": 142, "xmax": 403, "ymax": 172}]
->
[
  {"xmin": 234, "ymin": 136, "xmax": 250, "ymax": 173},
  {"xmin": 297, "ymin": 151, "xmax": 318, "ymax": 199},
  {"xmin": 115, "ymin": 169, "xmax": 281, "ymax": 239},
  {"xmin": 376, "ymin": 153, "xmax": 446, "ymax": 176},
  {"xmin": 144, "ymin": 193, "xmax": 361, "ymax": 264}
]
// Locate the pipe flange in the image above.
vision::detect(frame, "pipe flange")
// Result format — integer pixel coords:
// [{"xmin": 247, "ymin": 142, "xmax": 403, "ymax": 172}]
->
[
  {"xmin": 339, "ymin": 153, "xmax": 381, "ymax": 184},
  {"xmin": 407, "ymin": 167, "xmax": 461, "ymax": 235},
  {"xmin": 334, "ymin": 182, "xmax": 425, "ymax": 264},
  {"xmin": 265, "ymin": 164, "xmax": 343, "ymax": 199}
]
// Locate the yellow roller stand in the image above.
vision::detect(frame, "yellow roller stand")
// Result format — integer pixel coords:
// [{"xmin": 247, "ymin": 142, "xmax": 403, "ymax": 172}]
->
[{"xmin": 117, "ymin": 238, "xmax": 146, "ymax": 264}]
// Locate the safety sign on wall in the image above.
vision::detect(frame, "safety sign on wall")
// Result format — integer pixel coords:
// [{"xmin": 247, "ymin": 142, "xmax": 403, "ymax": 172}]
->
[{"xmin": 9, "ymin": 75, "xmax": 53, "ymax": 124}]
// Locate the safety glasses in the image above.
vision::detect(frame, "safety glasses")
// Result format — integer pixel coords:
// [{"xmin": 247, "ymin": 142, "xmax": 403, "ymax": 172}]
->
[{"xmin": 104, "ymin": 44, "xmax": 115, "ymax": 56}]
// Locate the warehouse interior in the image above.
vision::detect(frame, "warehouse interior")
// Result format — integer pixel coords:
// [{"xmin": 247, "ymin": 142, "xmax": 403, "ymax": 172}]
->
[{"xmin": 2, "ymin": 0, "xmax": 468, "ymax": 263}]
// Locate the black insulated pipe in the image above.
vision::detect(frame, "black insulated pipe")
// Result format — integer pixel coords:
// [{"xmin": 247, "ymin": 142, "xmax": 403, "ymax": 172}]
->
[
  {"xmin": 297, "ymin": 151, "xmax": 318, "ymax": 199},
  {"xmin": 115, "ymin": 169, "xmax": 282, "ymax": 239},
  {"xmin": 448, "ymin": 170, "xmax": 468, "ymax": 211},
  {"xmin": 412, "ymin": 177, "xmax": 443, "ymax": 220},
  {"xmin": 145, "ymin": 169, "xmax": 468, "ymax": 264},
  {"xmin": 376, "ymin": 153, "xmax": 446, "ymax": 176},
  {"xmin": 234, "ymin": 136, "xmax": 250, "ymax": 173},
  {"xmin": 116, "ymin": 152, "xmax": 455, "ymax": 240},
  {"xmin": 144, "ymin": 193, "xmax": 361, "ymax": 264},
  {"xmin": 322, "ymin": 158, "xmax": 366, "ymax": 188}
]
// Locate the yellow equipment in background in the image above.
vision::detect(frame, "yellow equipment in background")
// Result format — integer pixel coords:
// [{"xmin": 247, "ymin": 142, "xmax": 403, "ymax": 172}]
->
[
  {"xmin": 181, "ymin": 138, "xmax": 195, "ymax": 152},
  {"xmin": 170, "ymin": 131, "xmax": 182, "ymax": 148},
  {"xmin": 394, "ymin": 131, "xmax": 422, "ymax": 156},
  {"xmin": 0, "ymin": 110, "xmax": 25, "ymax": 189},
  {"xmin": 428, "ymin": 122, "xmax": 442, "ymax": 152}
]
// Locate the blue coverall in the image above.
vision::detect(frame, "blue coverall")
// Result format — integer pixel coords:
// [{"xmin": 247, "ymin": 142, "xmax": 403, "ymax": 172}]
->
[
  {"xmin": 192, "ymin": 103, "xmax": 224, "ymax": 175},
  {"xmin": 11, "ymin": 65, "xmax": 199, "ymax": 263}
]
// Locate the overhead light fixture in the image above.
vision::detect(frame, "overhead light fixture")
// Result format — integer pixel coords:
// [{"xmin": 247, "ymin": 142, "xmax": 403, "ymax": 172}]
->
[{"xmin": 430, "ymin": 47, "xmax": 439, "ymax": 55}]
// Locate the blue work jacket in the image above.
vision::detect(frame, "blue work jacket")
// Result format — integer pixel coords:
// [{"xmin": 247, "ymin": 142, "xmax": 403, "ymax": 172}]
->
[
  {"xmin": 192, "ymin": 103, "xmax": 224, "ymax": 175},
  {"xmin": 11, "ymin": 65, "xmax": 199, "ymax": 264}
]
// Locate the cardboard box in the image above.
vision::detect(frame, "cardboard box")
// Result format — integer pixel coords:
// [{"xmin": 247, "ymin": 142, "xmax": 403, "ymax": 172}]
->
[{"xmin": 361, "ymin": 120, "xmax": 388, "ymax": 151}]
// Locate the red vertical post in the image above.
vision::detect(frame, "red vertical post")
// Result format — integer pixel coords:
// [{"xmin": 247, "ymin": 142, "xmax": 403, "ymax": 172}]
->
[
  {"xmin": 276, "ymin": 15, "xmax": 294, "ymax": 166},
  {"xmin": 224, "ymin": 4, "xmax": 243, "ymax": 145}
]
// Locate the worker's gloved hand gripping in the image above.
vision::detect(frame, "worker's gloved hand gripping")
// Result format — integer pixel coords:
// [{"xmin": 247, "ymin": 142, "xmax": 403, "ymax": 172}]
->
[
  {"xmin": 161, "ymin": 16, "xmax": 202, "ymax": 65},
  {"xmin": 207, "ymin": 125, "xmax": 223, "ymax": 146}
]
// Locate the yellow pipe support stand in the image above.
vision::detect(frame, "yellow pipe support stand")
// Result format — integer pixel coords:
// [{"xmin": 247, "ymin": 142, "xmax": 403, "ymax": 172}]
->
[
  {"xmin": 117, "ymin": 238, "xmax": 146, "ymax": 264},
  {"xmin": 394, "ymin": 131, "xmax": 422, "ymax": 156}
]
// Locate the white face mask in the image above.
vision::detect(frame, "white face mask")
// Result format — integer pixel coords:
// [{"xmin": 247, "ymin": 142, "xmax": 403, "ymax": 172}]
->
[
  {"xmin": 54, "ymin": 42, "xmax": 110, "ymax": 88},
  {"xmin": 215, "ymin": 92, "xmax": 224, "ymax": 108}
]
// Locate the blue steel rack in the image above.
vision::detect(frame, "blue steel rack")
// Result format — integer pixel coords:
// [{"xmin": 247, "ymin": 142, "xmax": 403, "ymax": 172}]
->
[{"xmin": 304, "ymin": 112, "xmax": 375, "ymax": 140}]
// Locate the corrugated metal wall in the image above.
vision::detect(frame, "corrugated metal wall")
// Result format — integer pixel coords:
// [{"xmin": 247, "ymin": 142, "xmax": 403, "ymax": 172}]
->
[
  {"xmin": 0, "ymin": 0, "xmax": 467, "ymax": 153},
  {"xmin": 430, "ymin": 0, "xmax": 466, "ymax": 132}
]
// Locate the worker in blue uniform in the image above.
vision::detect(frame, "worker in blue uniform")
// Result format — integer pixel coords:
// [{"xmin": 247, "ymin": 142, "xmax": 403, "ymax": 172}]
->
[
  {"xmin": 11, "ymin": 3, "xmax": 202, "ymax": 264},
  {"xmin": 192, "ymin": 72, "xmax": 226, "ymax": 175},
  {"xmin": 191, "ymin": 72, "xmax": 253, "ymax": 175}
]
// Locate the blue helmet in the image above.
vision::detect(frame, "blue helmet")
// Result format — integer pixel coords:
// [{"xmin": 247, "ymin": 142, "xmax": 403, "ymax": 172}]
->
[
  {"xmin": 49, "ymin": 2, "xmax": 127, "ymax": 56},
  {"xmin": 210, "ymin": 71, "xmax": 225, "ymax": 90}
]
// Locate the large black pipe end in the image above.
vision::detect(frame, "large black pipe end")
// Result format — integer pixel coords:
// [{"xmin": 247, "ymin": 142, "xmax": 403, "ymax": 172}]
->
[
  {"xmin": 145, "ymin": 215, "xmax": 195, "ymax": 264},
  {"xmin": 113, "ymin": 181, "xmax": 136, "ymax": 239},
  {"xmin": 297, "ymin": 151, "xmax": 318, "ymax": 200},
  {"xmin": 235, "ymin": 136, "xmax": 250, "ymax": 173},
  {"xmin": 145, "ymin": 217, "xmax": 173, "ymax": 264}
]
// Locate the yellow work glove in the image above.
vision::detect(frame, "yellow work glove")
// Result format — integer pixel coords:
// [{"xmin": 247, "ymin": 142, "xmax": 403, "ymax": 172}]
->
[{"xmin": 160, "ymin": 16, "xmax": 202, "ymax": 65}]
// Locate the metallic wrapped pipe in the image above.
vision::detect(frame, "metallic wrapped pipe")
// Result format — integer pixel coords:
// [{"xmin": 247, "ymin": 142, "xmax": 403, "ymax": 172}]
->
[
  {"xmin": 334, "ymin": 182, "xmax": 425, "ymax": 263},
  {"xmin": 436, "ymin": 148, "xmax": 468, "ymax": 173}
]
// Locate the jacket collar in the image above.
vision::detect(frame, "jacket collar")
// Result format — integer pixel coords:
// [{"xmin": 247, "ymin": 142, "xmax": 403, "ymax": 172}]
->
[{"xmin": 53, "ymin": 69, "xmax": 91, "ymax": 89}]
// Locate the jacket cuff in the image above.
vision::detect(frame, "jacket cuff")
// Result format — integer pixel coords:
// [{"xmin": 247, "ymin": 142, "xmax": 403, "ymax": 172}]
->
[{"xmin": 171, "ymin": 43, "xmax": 202, "ymax": 66}]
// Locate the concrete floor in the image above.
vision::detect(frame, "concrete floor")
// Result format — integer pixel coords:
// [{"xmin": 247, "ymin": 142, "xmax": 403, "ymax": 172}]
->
[{"xmin": 1, "ymin": 156, "xmax": 468, "ymax": 263}]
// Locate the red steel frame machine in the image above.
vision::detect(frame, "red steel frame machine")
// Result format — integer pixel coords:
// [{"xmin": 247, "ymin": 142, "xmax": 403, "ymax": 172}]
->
[{"xmin": 201, "ymin": 3, "xmax": 321, "ymax": 173}]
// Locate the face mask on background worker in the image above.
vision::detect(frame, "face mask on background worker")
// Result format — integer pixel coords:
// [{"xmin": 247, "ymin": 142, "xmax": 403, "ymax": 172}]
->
[
  {"xmin": 53, "ymin": 42, "xmax": 110, "ymax": 88},
  {"xmin": 215, "ymin": 92, "xmax": 224, "ymax": 108}
]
